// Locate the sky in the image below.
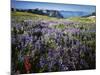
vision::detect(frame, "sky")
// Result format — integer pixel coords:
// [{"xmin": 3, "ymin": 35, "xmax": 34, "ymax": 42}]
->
[
  {"xmin": 11, "ymin": 0, "xmax": 96, "ymax": 12},
  {"xmin": 16, "ymin": 0, "xmax": 96, "ymax": 5}
]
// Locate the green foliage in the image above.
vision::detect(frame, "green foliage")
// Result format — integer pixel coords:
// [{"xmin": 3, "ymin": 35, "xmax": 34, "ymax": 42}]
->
[
  {"xmin": 47, "ymin": 38, "xmax": 57, "ymax": 48},
  {"xmin": 68, "ymin": 17, "xmax": 96, "ymax": 23},
  {"xmin": 12, "ymin": 11, "xmax": 59, "ymax": 22},
  {"xmin": 54, "ymin": 24, "xmax": 66, "ymax": 29}
]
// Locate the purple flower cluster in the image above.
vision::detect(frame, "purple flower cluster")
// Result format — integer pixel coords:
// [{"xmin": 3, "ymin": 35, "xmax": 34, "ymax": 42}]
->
[{"xmin": 11, "ymin": 17, "xmax": 96, "ymax": 74}]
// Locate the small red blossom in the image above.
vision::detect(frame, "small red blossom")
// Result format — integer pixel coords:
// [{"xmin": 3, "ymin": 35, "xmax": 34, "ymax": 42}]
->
[{"xmin": 24, "ymin": 56, "xmax": 31, "ymax": 73}]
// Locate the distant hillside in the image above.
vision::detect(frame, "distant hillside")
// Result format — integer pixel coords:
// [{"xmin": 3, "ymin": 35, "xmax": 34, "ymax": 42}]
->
[
  {"xmin": 11, "ymin": 8, "xmax": 63, "ymax": 18},
  {"xmin": 11, "ymin": 8, "xmax": 95, "ymax": 18}
]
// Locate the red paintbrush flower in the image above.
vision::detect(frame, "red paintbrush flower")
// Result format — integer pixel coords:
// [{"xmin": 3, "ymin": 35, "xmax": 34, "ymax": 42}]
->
[{"xmin": 24, "ymin": 56, "xmax": 31, "ymax": 73}]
